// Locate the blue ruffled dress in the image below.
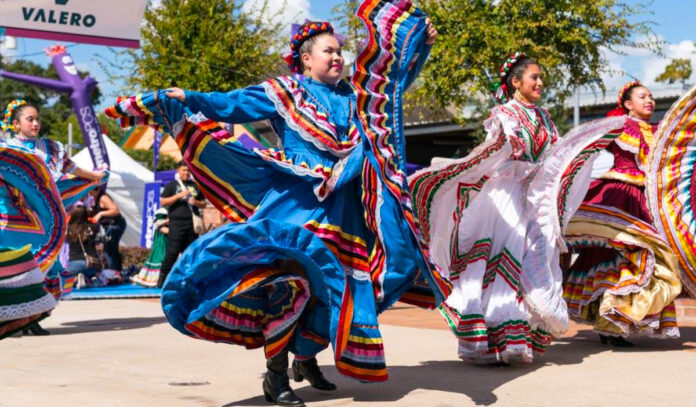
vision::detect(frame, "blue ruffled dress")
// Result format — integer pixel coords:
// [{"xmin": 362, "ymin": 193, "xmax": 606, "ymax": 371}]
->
[{"xmin": 106, "ymin": 1, "xmax": 451, "ymax": 382}]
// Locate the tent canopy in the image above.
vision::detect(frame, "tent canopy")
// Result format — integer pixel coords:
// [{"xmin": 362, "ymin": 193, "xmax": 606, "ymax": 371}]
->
[{"xmin": 73, "ymin": 135, "xmax": 154, "ymax": 246}]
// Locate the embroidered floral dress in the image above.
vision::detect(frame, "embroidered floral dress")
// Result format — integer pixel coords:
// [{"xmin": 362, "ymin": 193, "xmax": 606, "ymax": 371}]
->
[
  {"xmin": 0, "ymin": 143, "xmax": 63, "ymax": 337},
  {"xmin": 5, "ymin": 137, "xmax": 101, "ymax": 209},
  {"xmin": 106, "ymin": 2, "xmax": 451, "ymax": 383},
  {"xmin": 1, "ymin": 137, "xmax": 102, "ymax": 299},
  {"xmin": 563, "ymin": 117, "xmax": 682, "ymax": 338},
  {"xmin": 409, "ymin": 99, "xmax": 627, "ymax": 364}
]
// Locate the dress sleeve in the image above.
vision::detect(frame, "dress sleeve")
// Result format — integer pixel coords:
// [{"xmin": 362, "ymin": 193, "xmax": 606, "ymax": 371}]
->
[
  {"xmin": 184, "ymin": 84, "xmax": 280, "ymax": 123},
  {"xmin": 483, "ymin": 107, "xmax": 524, "ymax": 158},
  {"xmin": 403, "ymin": 44, "xmax": 432, "ymax": 90},
  {"xmin": 61, "ymin": 156, "xmax": 77, "ymax": 174}
]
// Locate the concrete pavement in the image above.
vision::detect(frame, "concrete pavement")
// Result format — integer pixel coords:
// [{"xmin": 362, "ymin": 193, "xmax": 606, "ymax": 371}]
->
[{"xmin": 3, "ymin": 299, "xmax": 696, "ymax": 407}]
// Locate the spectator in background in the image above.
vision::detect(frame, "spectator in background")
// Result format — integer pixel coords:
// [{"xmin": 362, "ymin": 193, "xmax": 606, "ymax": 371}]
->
[
  {"xmin": 132, "ymin": 208, "xmax": 169, "ymax": 287},
  {"xmin": 158, "ymin": 161, "xmax": 206, "ymax": 287},
  {"xmin": 88, "ymin": 188, "xmax": 127, "ymax": 272},
  {"xmin": 66, "ymin": 204, "xmax": 102, "ymax": 289}
]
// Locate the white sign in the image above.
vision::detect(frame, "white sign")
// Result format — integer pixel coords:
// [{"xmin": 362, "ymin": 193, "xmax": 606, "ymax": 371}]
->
[{"xmin": 0, "ymin": 0, "xmax": 148, "ymax": 48}]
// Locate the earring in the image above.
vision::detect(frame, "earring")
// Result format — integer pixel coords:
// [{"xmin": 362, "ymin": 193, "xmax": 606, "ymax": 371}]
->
[{"xmin": 514, "ymin": 88, "xmax": 523, "ymax": 101}]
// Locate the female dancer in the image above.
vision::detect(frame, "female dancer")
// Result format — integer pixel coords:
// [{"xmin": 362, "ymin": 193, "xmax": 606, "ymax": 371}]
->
[
  {"xmin": 0, "ymin": 144, "xmax": 63, "ymax": 338},
  {"xmin": 2, "ymin": 100, "xmax": 105, "ymax": 184},
  {"xmin": 411, "ymin": 53, "xmax": 560, "ymax": 364},
  {"xmin": 409, "ymin": 53, "xmax": 625, "ymax": 364},
  {"xmin": 563, "ymin": 82, "xmax": 682, "ymax": 346},
  {"xmin": 107, "ymin": 3, "xmax": 450, "ymax": 406},
  {"xmin": 1, "ymin": 100, "xmax": 105, "ymax": 334}
]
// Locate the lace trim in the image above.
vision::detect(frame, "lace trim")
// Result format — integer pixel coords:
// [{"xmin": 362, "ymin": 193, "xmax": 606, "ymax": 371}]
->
[
  {"xmin": 261, "ymin": 80, "xmax": 359, "ymax": 158},
  {"xmin": 0, "ymin": 294, "xmax": 56, "ymax": 322},
  {"xmin": 565, "ymin": 236, "xmax": 657, "ymax": 307},
  {"xmin": 0, "ymin": 267, "xmax": 44, "ymax": 288}
]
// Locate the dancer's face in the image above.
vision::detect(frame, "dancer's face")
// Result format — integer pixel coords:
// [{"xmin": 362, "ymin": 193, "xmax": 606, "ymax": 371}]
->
[
  {"xmin": 13, "ymin": 106, "xmax": 41, "ymax": 138},
  {"xmin": 301, "ymin": 34, "xmax": 344, "ymax": 84},
  {"xmin": 624, "ymin": 86, "xmax": 654, "ymax": 120},
  {"xmin": 512, "ymin": 64, "xmax": 543, "ymax": 104}
]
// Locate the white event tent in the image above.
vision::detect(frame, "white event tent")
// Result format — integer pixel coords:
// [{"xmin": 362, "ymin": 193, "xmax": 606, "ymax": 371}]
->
[{"xmin": 72, "ymin": 135, "xmax": 154, "ymax": 246}]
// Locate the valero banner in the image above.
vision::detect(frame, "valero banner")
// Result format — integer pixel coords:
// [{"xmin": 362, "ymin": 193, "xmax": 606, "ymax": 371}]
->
[{"xmin": 0, "ymin": 0, "xmax": 148, "ymax": 48}]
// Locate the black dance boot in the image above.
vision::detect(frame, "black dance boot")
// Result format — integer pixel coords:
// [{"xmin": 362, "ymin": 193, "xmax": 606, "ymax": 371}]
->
[
  {"xmin": 599, "ymin": 334, "xmax": 633, "ymax": 347},
  {"xmin": 22, "ymin": 322, "xmax": 50, "ymax": 336},
  {"xmin": 263, "ymin": 350, "xmax": 305, "ymax": 406},
  {"xmin": 292, "ymin": 358, "xmax": 337, "ymax": 391}
]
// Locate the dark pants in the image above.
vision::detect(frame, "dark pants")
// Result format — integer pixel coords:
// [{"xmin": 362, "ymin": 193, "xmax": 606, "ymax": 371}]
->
[
  {"xmin": 102, "ymin": 217, "xmax": 126, "ymax": 271},
  {"xmin": 158, "ymin": 220, "xmax": 198, "ymax": 288}
]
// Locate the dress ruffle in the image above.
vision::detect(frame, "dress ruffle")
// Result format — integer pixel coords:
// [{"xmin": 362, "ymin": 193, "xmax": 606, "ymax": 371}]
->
[
  {"xmin": 646, "ymin": 84, "xmax": 696, "ymax": 296},
  {"xmin": 162, "ymin": 219, "xmax": 388, "ymax": 382},
  {"xmin": 0, "ymin": 143, "xmax": 66, "ymax": 272},
  {"xmin": 0, "ymin": 245, "xmax": 56, "ymax": 339},
  {"xmin": 564, "ymin": 205, "xmax": 681, "ymax": 338},
  {"xmin": 410, "ymin": 115, "xmax": 625, "ymax": 363}
]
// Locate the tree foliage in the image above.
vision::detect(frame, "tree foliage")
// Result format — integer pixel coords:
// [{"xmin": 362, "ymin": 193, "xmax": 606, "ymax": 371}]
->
[
  {"xmin": 106, "ymin": 0, "xmax": 285, "ymax": 92},
  {"xmin": 330, "ymin": 1, "xmax": 364, "ymax": 58},
  {"xmin": 0, "ymin": 58, "xmax": 106, "ymax": 142},
  {"xmin": 412, "ymin": 0, "xmax": 658, "ymax": 121},
  {"xmin": 655, "ymin": 58, "xmax": 693, "ymax": 87},
  {"xmin": 123, "ymin": 148, "xmax": 179, "ymax": 171}
]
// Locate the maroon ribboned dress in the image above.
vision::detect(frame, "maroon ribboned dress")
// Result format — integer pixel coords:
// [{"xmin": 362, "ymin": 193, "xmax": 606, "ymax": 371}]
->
[{"xmin": 563, "ymin": 117, "xmax": 681, "ymax": 338}]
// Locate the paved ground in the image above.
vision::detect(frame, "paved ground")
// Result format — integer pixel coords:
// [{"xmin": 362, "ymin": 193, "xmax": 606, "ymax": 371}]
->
[{"xmin": 4, "ymin": 299, "xmax": 696, "ymax": 407}]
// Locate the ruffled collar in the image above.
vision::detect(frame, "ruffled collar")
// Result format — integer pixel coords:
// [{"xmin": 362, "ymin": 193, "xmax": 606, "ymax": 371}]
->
[
  {"xmin": 626, "ymin": 115, "xmax": 654, "ymax": 125},
  {"xmin": 512, "ymin": 97, "xmax": 536, "ymax": 110}
]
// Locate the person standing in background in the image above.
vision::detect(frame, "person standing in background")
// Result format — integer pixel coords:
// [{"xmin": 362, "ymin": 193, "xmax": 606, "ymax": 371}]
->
[
  {"xmin": 158, "ymin": 161, "xmax": 205, "ymax": 288},
  {"xmin": 88, "ymin": 188, "xmax": 127, "ymax": 272}
]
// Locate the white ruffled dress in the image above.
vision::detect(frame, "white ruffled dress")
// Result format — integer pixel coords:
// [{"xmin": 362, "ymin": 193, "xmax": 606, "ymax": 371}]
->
[{"xmin": 410, "ymin": 99, "xmax": 626, "ymax": 363}]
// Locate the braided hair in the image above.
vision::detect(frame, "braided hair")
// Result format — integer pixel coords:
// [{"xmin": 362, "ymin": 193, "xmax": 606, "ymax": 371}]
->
[
  {"xmin": 606, "ymin": 81, "xmax": 644, "ymax": 117},
  {"xmin": 493, "ymin": 52, "xmax": 538, "ymax": 104},
  {"xmin": 285, "ymin": 21, "xmax": 335, "ymax": 74},
  {"xmin": 2, "ymin": 100, "xmax": 35, "ymax": 134}
]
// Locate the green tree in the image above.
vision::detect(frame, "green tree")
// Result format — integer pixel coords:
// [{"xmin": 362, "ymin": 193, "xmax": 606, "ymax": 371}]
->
[
  {"xmin": 104, "ymin": 0, "xmax": 284, "ymax": 92},
  {"xmin": 330, "ymin": 1, "xmax": 364, "ymax": 57},
  {"xmin": 413, "ymin": 0, "xmax": 658, "ymax": 123},
  {"xmin": 0, "ymin": 58, "xmax": 102, "ymax": 140},
  {"xmin": 656, "ymin": 58, "xmax": 693, "ymax": 87},
  {"xmin": 122, "ymin": 148, "xmax": 179, "ymax": 171}
]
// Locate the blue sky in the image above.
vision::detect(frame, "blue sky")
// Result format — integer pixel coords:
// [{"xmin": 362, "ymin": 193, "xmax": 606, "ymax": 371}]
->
[{"xmin": 1, "ymin": 0, "xmax": 694, "ymax": 107}]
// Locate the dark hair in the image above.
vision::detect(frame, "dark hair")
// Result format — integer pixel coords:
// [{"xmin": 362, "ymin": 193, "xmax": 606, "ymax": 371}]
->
[
  {"xmin": 67, "ymin": 205, "xmax": 90, "ymax": 243},
  {"xmin": 619, "ymin": 83, "xmax": 644, "ymax": 113},
  {"xmin": 11, "ymin": 104, "xmax": 37, "ymax": 123},
  {"xmin": 503, "ymin": 56, "xmax": 539, "ymax": 100},
  {"xmin": 176, "ymin": 160, "xmax": 187, "ymax": 168}
]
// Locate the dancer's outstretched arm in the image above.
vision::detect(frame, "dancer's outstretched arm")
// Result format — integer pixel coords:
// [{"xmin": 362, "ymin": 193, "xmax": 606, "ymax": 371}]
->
[
  {"xmin": 72, "ymin": 166, "xmax": 106, "ymax": 181},
  {"xmin": 165, "ymin": 86, "xmax": 279, "ymax": 124}
]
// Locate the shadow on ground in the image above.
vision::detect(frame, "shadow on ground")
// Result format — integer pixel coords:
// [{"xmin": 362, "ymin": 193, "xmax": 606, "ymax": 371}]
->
[
  {"xmin": 223, "ymin": 327, "xmax": 696, "ymax": 406},
  {"xmin": 45, "ymin": 317, "xmax": 168, "ymax": 335}
]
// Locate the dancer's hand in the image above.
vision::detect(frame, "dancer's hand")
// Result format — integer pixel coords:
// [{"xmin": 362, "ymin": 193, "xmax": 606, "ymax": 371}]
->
[
  {"xmin": 165, "ymin": 87, "xmax": 186, "ymax": 102},
  {"xmin": 425, "ymin": 18, "xmax": 437, "ymax": 45},
  {"xmin": 93, "ymin": 170, "xmax": 106, "ymax": 180}
]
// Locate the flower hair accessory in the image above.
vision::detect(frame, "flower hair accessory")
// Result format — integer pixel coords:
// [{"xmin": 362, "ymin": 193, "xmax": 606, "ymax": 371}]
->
[
  {"xmin": 492, "ymin": 52, "xmax": 527, "ymax": 104},
  {"xmin": 605, "ymin": 80, "xmax": 643, "ymax": 117},
  {"xmin": 617, "ymin": 80, "xmax": 642, "ymax": 109},
  {"xmin": 1, "ymin": 99, "xmax": 27, "ymax": 134},
  {"xmin": 284, "ymin": 21, "xmax": 334, "ymax": 73}
]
